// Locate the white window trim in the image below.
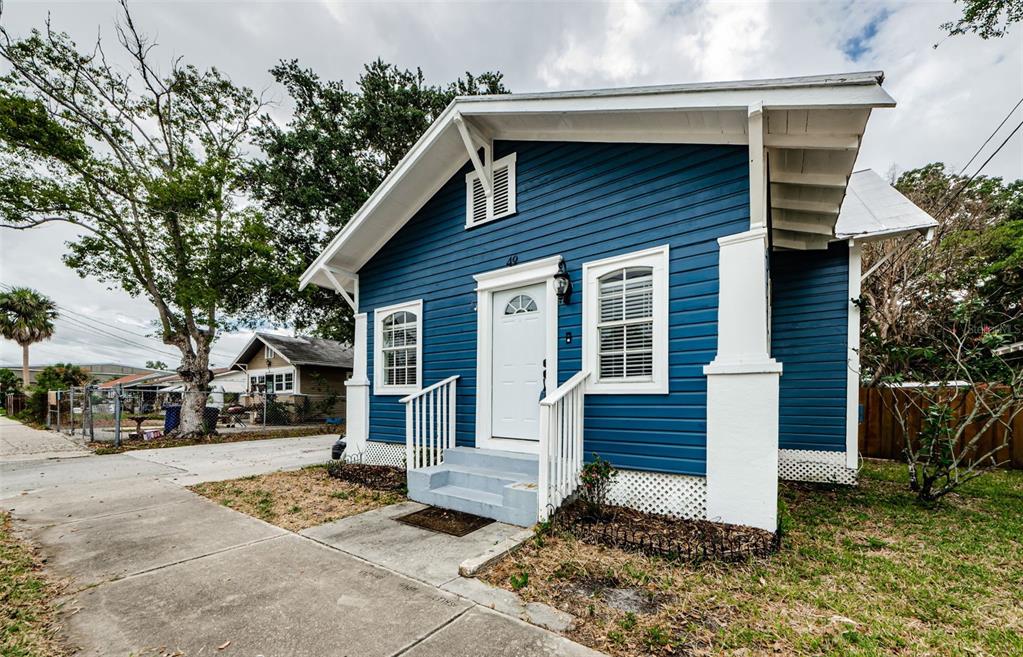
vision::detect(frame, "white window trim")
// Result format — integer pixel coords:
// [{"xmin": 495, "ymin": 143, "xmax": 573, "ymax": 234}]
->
[
  {"xmin": 473, "ymin": 256, "xmax": 560, "ymax": 454},
  {"xmin": 246, "ymin": 365, "xmax": 298, "ymax": 394},
  {"xmin": 373, "ymin": 299, "xmax": 423, "ymax": 396},
  {"xmin": 582, "ymin": 245, "xmax": 670, "ymax": 395},
  {"xmin": 465, "ymin": 152, "xmax": 517, "ymax": 229}
]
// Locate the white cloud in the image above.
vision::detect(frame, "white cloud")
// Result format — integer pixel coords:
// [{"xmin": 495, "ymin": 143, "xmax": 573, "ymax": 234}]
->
[{"xmin": 1, "ymin": 0, "xmax": 1020, "ymax": 368}]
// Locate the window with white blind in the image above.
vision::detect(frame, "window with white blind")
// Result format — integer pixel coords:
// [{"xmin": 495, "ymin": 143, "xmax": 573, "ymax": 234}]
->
[
  {"xmin": 583, "ymin": 246, "xmax": 669, "ymax": 394},
  {"xmin": 465, "ymin": 153, "xmax": 517, "ymax": 228},
  {"xmin": 373, "ymin": 299, "xmax": 423, "ymax": 395}
]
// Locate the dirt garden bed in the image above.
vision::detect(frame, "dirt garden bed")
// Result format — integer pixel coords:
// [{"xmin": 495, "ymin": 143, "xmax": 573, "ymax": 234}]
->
[
  {"xmin": 480, "ymin": 461, "xmax": 1023, "ymax": 657},
  {"xmin": 189, "ymin": 464, "xmax": 405, "ymax": 532},
  {"xmin": 0, "ymin": 513, "xmax": 72, "ymax": 657},
  {"xmin": 92, "ymin": 425, "xmax": 336, "ymax": 454}
]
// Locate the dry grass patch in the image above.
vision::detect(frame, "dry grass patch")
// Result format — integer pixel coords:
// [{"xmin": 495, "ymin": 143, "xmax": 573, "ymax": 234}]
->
[
  {"xmin": 481, "ymin": 461, "xmax": 1023, "ymax": 657},
  {"xmin": 92, "ymin": 425, "xmax": 335, "ymax": 454},
  {"xmin": 189, "ymin": 465, "xmax": 404, "ymax": 532},
  {"xmin": 0, "ymin": 513, "xmax": 71, "ymax": 657}
]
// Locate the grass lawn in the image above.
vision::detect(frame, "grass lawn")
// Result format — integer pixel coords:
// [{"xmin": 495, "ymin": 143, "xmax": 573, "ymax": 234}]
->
[
  {"xmin": 0, "ymin": 513, "xmax": 70, "ymax": 657},
  {"xmin": 92, "ymin": 425, "xmax": 336, "ymax": 455},
  {"xmin": 189, "ymin": 465, "xmax": 404, "ymax": 531},
  {"xmin": 481, "ymin": 460, "xmax": 1023, "ymax": 657}
]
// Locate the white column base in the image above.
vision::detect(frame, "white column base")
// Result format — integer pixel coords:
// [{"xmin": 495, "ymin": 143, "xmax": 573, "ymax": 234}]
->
[
  {"xmin": 343, "ymin": 379, "xmax": 370, "ymax": 457},
  {"xmin": 704, "ymin": 366, "xmax": 781, "ymax": 531}
]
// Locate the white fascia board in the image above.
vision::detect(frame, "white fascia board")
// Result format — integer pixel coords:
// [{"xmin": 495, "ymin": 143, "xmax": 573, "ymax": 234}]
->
[
  {"xmin": 301, "ymin": 75, "xmax": 895, "ymax": 289},
  {"xmin": 299, "ymin": 101, "xmax": 462, "ymax": 289},
  {"xmin": 227, "ymin": 333, "xmax": 263, "ymax": 371}
]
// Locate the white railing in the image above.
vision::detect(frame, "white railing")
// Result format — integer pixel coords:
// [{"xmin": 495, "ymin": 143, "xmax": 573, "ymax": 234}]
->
[
  {"xmin": 537, "ymin": 370, "xmax": 589, "ymax": 522},
  {"xmin": 400, "ymin": 375, "xmax": 459, "ymax": 470}
]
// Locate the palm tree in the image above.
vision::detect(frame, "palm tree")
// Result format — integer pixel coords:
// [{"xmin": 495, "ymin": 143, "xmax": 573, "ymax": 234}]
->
[{"xmin": 0, "ymin": 288, "xmax": 58, "ymax": 388}]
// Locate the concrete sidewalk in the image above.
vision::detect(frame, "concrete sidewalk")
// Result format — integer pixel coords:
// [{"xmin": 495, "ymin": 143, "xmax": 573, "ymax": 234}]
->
[
  {"xmin": 2, "ymin": 437, "xmax": 601, "ymax": 656},
  {"xmin": 0, "ymin": 415, "xmax": 91, "ymax": 462}
]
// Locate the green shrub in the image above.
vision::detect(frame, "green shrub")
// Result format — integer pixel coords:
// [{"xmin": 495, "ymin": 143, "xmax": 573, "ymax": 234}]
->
[{"xmin": 579, "ymin": 454, "xmax": 618, "ymax": 518}]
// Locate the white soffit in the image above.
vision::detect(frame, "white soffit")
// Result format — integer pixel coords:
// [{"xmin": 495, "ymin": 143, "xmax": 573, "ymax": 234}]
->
[
  {"xmin": 301, "ymin": 72, "xmax": 896, "ymax": 289},
  {"xmin": 834, "ymin": 169, "xmax": 938, "ymax": 241}
]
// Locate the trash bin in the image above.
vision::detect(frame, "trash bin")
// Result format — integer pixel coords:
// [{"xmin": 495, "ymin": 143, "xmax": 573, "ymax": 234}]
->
[
  {"xmin": 163, "ymin": 404, "xmax": 181, "ymax": 432},
  {"xmin": 203, "ymin": 406, "xmax": 220, "ymax": 433}
]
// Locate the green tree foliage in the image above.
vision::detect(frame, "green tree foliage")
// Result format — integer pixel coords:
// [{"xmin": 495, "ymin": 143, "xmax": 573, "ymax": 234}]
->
[
  {"xmin": 0, "ymin": 287, "xmax": 57, "ymax": 387},
  {"xmin": 0, "ymin": 4, "xmax": 273, "ymax": 436},
  {"xmin": 21, "ymin": 362, "xmax": 88, "ymax": 424},
  {"xmin": 145, "ymin": 360, "xmax": 169, "ymax": 371},
  {"xmin": 942, "ymin": 0, "xmax": 1023, "ymax": 39},
  {"xmin": 245, "ymin": 60, "xmax": 508, "ymax": 341},
  {"xmin": 859, "ymin": 163, "xmax": 1023, "ymax": 500},
  {"xmin": 0, "ymin": 367, "xmax": 20, "ymax": 403}
]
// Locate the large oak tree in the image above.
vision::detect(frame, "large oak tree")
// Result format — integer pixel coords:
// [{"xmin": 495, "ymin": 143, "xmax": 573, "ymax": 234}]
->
[{"xmin": 0, "ymin": 3, "xmax": 272, "ymax": 436}]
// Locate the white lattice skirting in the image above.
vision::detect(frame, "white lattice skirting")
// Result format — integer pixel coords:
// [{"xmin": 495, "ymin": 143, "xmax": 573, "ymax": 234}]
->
[
  {"xmin": 607, "ymin": 470, "xmax": 707, "ymax": 520},
  {"xmin": 349, "ymin": 440, "xmax": 406, "ymax": 468},
  {"xmin": 778, "ymin": 449, "xmax": 857, "ymax": 485}
]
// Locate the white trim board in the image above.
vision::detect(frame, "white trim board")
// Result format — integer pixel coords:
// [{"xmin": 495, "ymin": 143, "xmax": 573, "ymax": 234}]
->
[
  {"xmin": 473, "ymin": 256, "xmax": 561, "ymax": 454},
  {"xmin": 846, "ymin": 241, "xmax": 862, "ymax": 469},
  {"xmin": 299, "ymin": 72, "xmax": 895, "ymax": 291}
]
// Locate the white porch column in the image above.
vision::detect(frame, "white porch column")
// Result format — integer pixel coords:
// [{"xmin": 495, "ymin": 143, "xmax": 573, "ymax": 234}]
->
[
  {"xmin": 344, "ymin": 312, "xmax": 370, "ymax": 457},
  {"xmin": 703, "ymin": 102, "xmax": 782, "ymax": 532}
]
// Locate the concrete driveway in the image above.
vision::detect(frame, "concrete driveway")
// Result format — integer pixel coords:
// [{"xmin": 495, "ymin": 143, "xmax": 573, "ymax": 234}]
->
[
  {"xmin": 2, "ymin": 435, "xmax": 600, "ymax": 656},
  {"xmin": 0, "ymin": 415, "xmax": 91, "ymax": 461}
]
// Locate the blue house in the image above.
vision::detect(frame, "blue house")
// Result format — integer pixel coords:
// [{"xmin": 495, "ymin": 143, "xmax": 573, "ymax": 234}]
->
[{"xmin": 301, "ymin": 72, "xmax": 935, "ymax": 531}]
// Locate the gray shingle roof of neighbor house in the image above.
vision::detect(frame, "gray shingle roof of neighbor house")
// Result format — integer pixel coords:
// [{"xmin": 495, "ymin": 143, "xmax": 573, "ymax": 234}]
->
[
  {"xmin": 835, "ymin": 169, "xmax": 938, "ymax": 240},
  {"xmin": 231, "ymin": 333, "xmax": 354, "ymax": 369}
]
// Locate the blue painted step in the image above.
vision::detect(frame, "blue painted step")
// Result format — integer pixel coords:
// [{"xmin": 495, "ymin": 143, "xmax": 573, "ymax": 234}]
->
[{"xmin": 407, "ymin": 446, "xmax": 539, "ymax": 527}]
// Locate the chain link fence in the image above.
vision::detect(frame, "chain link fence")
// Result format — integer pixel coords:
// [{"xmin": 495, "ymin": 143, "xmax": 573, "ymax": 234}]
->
[{"xmin": 46, "ymin": 386, "xmax": 344, "ymax": 446}]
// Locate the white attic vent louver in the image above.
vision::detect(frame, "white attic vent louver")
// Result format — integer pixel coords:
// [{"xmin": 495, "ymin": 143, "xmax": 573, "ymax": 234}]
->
[{"xmin": 465, "ymin": 153, "xmax": 517, "ymax": 228}]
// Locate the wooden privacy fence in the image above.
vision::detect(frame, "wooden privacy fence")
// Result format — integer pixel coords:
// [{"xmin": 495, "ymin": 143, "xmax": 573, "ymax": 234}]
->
[{"xmin": 858, "ymin": 387, "xmax": 1023, "ymax": 469}]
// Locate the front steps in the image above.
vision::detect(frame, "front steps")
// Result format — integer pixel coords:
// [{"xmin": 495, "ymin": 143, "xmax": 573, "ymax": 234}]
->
[{"xmin": 406, "ymin": 446, "xmax": 539, "ymax": 527}]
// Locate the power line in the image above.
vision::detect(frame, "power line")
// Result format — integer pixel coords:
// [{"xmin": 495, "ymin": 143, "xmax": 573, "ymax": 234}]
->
[
  {"xmin": 957, "ymin": 96, "xmax": 1023, "ymax": 177},
  {"xmin": 0, "ymin": 282, "xmax": 236, "ymax": 362},
  {"xmin": 931, "ymin": 117, "xmax": 1023, "ymax": 221}
]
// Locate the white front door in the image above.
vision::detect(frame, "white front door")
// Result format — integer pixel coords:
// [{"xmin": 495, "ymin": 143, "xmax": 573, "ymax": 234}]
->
[{"xmin": 491, "ymin": 283, "xmax": 547, "ymax": 441}]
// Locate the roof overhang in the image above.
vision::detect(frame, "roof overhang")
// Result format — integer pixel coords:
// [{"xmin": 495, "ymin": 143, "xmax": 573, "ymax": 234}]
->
[
  {"xmin": 833, "ymin": 169, "xmax": 937, "ymax": 243},
  {"xmin": 301, "ymin": 71, "xmax": 896, "ymax": 293}
]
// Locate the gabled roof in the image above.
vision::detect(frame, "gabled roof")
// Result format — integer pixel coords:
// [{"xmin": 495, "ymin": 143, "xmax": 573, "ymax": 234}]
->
[
  {"xmin": 835, "ymin": 169, "xmax": 937, "ymax": 241},
  {"xmin": 230, "ymin": 333, "xmax": 354, "ymax": 370},
  {"xmin": 301, "ymin": 71, "xmax": 897, "ymax": 294},
  {"xmin": 98, "ymin": 371, "xmax": 171, "ymax": 389}
]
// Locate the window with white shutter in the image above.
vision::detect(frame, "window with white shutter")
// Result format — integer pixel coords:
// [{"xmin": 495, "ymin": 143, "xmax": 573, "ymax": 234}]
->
[
  {"xmin": 465, "ymin": 153, "xmax": 516, "ymax": 228},
  {"xmin": 582, "ymin": 245, "xmax": 670, "ymax": 394}
]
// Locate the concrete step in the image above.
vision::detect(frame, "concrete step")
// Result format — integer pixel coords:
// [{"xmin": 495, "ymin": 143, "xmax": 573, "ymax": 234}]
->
[
  {"xmin": 410, "ymin": 484, "xmax": 538, "ymax": 527},
  {"xmin": 443, "ymin": 446, "xmax": 539, "ymax": 477}
]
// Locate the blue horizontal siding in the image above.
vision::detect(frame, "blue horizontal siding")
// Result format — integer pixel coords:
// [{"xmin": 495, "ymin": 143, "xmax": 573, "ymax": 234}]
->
[
  {"xmin": 771, "ymin": 241, "xmax": 849, "ymax": 452},
  {"xmin": 358, "ymin": 141, "xmax": 751, "ymax": 476}
]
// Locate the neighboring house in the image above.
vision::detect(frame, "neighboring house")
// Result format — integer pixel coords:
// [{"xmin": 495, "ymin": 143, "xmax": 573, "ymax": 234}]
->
[
  {"xmin": 229, "ymin": 333, "xmax": 354, "ymax": 417},
  {"xmin": 300, "ymin": 71, "xmax": 936, "ymax": 530}
]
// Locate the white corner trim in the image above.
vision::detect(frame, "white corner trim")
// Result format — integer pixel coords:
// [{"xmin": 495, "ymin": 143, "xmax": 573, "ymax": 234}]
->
[
  {"xmin": 474, "ymin": 256, "xmax": 560, "ymax": 451},
  {"xmin": 373, "ymin": 299, "xmax": 424, "ymax": 396},
  {"xmin": 582, "ymin": 244, "xmax": 670, "ymax": 395},
  {"xmin": 846, "ymin": 240, "xmax": 862, "ymax": 469}
]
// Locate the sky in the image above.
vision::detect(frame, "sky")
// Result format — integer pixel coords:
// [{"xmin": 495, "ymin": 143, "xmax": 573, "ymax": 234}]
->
[{"xmin": 0, "ymin": 0, "xmax": 1021, "ymax": 369}]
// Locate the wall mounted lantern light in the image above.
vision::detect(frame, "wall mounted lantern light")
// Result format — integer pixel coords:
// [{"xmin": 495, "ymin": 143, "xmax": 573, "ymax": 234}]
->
[{"xmin": 554, "ymin": 261, "xmax": 572, "ymax": 305}]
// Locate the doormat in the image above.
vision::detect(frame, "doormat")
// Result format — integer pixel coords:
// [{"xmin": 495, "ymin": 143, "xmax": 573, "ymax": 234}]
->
[{"xmin": 395, "ymin": 506, "xmax": 495, "ymax": 537}]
